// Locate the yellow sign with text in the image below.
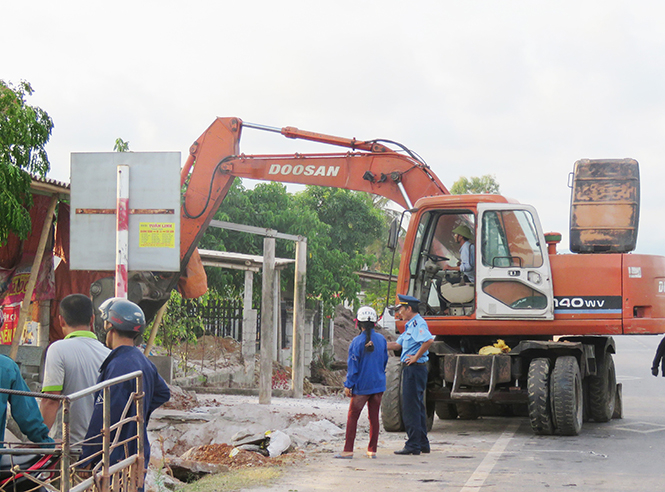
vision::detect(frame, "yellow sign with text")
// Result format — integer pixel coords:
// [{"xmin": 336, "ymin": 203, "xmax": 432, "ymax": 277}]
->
[{"xmin": 139, "ymin": 223, "xmax": 175, "ymax": 248}]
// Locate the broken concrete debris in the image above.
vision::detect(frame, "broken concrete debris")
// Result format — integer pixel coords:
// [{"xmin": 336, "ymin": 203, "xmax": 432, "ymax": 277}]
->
[{"xmin": 228, "ymin": 429, "xmax": 292, "ymax": 457}]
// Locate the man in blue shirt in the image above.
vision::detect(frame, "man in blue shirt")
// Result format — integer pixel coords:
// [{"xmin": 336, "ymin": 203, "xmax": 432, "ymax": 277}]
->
[
  {"xmin": 0, "ymin": 355, "xmax": 53, "ymax": 447},
  {"xmin": 387, "ymin": 294, "xmax": 434, "ymax": 455},
  {"xmin": 81, "ymin": 298, "xmax": 170, "ymax": 485},
  {"xmin": 445, "ymin": 224, "xmax": 475, "ymax": 284}
]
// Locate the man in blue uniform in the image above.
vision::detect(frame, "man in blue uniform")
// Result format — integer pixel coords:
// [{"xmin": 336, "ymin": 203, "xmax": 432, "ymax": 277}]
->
[
  {"xmin": 387, "ymin": 294, "xmax": 434, "ymax": 455},
  {"xmin": 0, "ymin": 355, "xmax": 53, "ymax": 447},
  {"xmin": 81, "ymin": 298, "xmax": 170, "ymax": 478}
]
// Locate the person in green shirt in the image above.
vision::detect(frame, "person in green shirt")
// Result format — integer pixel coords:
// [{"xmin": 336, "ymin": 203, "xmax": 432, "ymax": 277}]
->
[{"xmin": 40, "ymin": 294, "xmax": 110, "ymax": 448}]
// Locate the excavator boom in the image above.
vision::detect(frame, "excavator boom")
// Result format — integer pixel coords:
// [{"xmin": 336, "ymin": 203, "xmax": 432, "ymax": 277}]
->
[
  {"xmin": 86, "ymin": 116, "xmax": 448, "ymax": 326},
  {"xmin": 180, "ymin": 117, "xmax": 448, "ymax": 269}
]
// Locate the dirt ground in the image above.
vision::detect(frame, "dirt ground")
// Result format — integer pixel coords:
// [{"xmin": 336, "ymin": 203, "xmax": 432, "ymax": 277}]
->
[
  {"xmin": 146, "ymin": 391, "xmax": 411, "ymax": 491},
  {"xmin": 143, "ymin": 305, "xmax": 402, "ymax": 491}
]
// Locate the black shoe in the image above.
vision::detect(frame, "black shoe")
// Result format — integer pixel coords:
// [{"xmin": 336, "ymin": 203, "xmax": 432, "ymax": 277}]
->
[
  {"xmin": 421, "ymin": 447, "xmax": 431, "ymax": 454},
  {"xmin": 394, "ymin": 447, "xmax": 421, "ymax": 455}
]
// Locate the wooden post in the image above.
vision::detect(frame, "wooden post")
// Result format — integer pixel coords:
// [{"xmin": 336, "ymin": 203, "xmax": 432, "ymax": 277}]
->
[
  {"xmin": 9, "ymin": 195, "xmax": 58, "ymax": 361},
  {"xmin": 273, "ymin": 271, "xmax": 280, "ymax": 362},
  {"xmin": 242, "ymin": 270, "xmax": 256, "ymax": 377},
  {"xmin": 143, "ymin": 300, "xmax": 168, "ymax": 355},
  {"xmin": 291, "ymin": 238, "xmax": 307, "ymax": 398},
  {"xmin": 259, "ymin": 236, "xmax": 275, "ymax": 404}
]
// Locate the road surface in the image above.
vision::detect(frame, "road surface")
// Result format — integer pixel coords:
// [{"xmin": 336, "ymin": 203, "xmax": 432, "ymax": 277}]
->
[{"xmin": 244, "ymin": 335, "xmax": 665, "ymax": 492}]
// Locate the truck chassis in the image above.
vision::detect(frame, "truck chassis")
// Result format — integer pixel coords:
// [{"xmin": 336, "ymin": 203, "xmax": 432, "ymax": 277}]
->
[{"xmin": 382, "ymin": 335, "xmax": 621, "ymax": 436}]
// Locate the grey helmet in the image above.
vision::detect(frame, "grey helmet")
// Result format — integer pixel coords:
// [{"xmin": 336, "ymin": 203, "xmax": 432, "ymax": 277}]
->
[{"xmin": 98, "ymin": 297, "xmax": 146, "ymax": 336}]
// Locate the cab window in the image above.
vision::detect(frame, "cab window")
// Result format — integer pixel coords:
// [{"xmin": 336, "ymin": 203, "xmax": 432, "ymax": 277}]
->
[{"xmin": 481, "ymin": 209, "xmax": 543, "ymax": 268}]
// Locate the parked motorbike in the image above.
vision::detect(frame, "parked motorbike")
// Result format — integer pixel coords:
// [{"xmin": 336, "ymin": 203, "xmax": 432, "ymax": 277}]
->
[{"xmin": 0, "ymin": 453, "xmax": 60, "ymax": 492}]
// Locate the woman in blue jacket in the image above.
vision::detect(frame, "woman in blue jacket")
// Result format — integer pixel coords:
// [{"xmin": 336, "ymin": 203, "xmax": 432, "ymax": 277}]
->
[{"xmin": 335, "ymin": 306, "xmax": 388, "ymax": 459}]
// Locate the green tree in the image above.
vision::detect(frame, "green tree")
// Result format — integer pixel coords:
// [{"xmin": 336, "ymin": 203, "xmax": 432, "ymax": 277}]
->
[
  {"xmin": 295, "ymin": 187, "xmax": 383, "ymax": 256},
  {"xmin": 450, "ymin": 174, "xmax": 500, "ymax": 195},
  {"xmin": 114, "ymin": 138, "xmax": 130, "ymax": 152},
  {"xmin": 0, "ymin": 80, "xmax": 53, "ymax": 244},
  {"xmin": 152, "ymin": 290, "xmax": 200, "ymax": 356},
  {"xmin": 199, "ymin": 180, "xmax": 388, "ymax": 315}
]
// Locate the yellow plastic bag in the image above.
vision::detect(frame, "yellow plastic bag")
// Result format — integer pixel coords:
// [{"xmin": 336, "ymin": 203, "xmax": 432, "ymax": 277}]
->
[{"xmin": 478, "ymin": 339, "xmax": 511, "ymax": 355}]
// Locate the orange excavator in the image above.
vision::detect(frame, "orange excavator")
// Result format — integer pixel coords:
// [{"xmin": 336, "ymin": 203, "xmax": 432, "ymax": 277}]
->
[{"xmin": 88, "ymin": 117, "xmax": 665, "ymax": 436}]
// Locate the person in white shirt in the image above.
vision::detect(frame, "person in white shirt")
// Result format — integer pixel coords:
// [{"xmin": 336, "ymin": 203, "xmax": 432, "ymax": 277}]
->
[{"xmin": 40, "ymin": 294, "xmax": 110, "ymax": 450}]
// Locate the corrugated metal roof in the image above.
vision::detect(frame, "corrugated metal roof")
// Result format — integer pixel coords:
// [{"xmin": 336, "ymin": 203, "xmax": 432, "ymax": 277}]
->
[{"xmin": 30, "ymin": 175, "xmax": 70, "ymax": 195}]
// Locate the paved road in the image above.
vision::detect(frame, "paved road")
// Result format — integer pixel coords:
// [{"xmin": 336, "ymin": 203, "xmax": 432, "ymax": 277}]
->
[{"xmin": 246, "ymin": 335, "xmax": 665, "ymax": 492}]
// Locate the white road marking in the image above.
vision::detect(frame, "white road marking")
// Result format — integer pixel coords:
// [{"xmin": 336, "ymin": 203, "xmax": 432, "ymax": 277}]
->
[
  {"xmin": 459, "ymin": 422, "xmax": 520, "ymax": 492},
  {"xmin": 614, "ymin": 421, "xmax": 665, "ymax": 433}
]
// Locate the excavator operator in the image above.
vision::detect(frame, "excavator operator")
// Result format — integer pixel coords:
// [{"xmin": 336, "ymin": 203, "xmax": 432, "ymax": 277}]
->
[{"xmin": 444, "ymin": 224, "xmax": 475, "ymax": 284}]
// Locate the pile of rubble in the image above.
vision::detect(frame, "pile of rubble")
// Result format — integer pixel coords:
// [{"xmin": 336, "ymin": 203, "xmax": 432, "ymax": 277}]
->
[
  {"xmin": 146, "ymin": 392, "xmax": 351, "ymax": 489},
  {"xmin": 143, "ymin": 305, "xmax": 401, "ymax": 489},
  {"xmin": 332, "ymin": 304, "xmax": 397, "ymax": 362},
  {"xmin": 166, "ymin": 432, "xmax": 306, "ymax": 483}
]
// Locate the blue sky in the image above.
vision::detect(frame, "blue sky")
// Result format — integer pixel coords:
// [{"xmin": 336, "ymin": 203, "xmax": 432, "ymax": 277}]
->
[{"xmin": 4, "ymin": 1, "xmax": 664, "ymax": 254}]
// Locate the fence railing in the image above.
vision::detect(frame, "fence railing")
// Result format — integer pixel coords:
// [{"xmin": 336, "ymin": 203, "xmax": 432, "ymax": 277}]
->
[
  {"xmin": 0, "ymin": 370, "xmax": 144, "ymax": 492},
  {"xmin": 184, "ymin": 298, "xmax": 244, "ymax": 341}
]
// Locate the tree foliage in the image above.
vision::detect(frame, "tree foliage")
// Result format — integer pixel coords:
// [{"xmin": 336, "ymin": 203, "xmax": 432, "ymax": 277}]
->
[
  {"xmin": 0, "ymin": 80, "xmax": 53, "ymax": 244},
  {"xmin": 114, "ymin": 138, "xmax": 130, "ymax": 152},
  {"xmin": 295, "ymin": 186, "xmax": 383, "ymax": 255},
  {"xmin": 450, "ymin": 174, "xmax": 500, "ymax": 195},
  {"xmin": 199, "ymin": 180, "xmax": 389, "ymax": 315},
  {"xmin": 151, "ymin": 290, "xmax": 200, "ymax": 356}
]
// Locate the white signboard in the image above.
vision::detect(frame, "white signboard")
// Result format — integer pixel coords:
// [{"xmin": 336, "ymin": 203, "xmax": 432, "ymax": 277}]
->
[{"xmin": 70, "ymin": 152, "xmax": 181, "ymax": 271}]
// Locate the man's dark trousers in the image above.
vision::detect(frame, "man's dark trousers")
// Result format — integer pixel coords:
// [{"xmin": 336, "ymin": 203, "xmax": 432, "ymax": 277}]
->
[{"xmin": 401, "ymin": 363, "xmax": 429, "ymax": 451}]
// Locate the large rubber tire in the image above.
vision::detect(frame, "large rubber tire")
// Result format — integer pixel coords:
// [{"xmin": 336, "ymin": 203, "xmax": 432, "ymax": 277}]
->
[
  {"xmin": 527, "ymin": 358, "xmax": 554, "ymax": 435},
  {"xmin": 426, "ymin": 395, "xmax": 435, "ymax": 431},
  {"xmin": 551, "ymin": 356, "xmax": 583, "ymax": 436},
  {"xmin": 456, "ymin": 402, "xmax": 480, "ymax": 420},
  {"xmin": 435, "ymin": 402, "xmax": 458, "ymax": 420},
  {"xmin": 382, "ymin": 358, "xmax": 404, "ymax": 432},
  {"xmin": 587, "ymin": 353, "xmax": 617, "ymax": 423}
]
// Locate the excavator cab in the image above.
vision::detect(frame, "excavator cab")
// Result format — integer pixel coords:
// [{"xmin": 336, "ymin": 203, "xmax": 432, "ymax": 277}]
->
[
  {"xmin": 405, "ymin": 200, "xmax": 555, "ymax": 321},
  {"xmin": 409, "ymin": 210, "xmax": 477, "ymax": 316}
]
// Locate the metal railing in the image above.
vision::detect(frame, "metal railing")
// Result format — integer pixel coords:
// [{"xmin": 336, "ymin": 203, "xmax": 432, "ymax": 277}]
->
[{"xmin": 0, "ymin": 370, "xmax": 145, "ymax": 492}]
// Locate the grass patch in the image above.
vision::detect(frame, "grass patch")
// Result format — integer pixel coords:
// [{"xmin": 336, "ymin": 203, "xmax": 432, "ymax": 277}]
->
[{"xmin": 175, "ymin": 466, "xmax": 284, "ymax": 492}]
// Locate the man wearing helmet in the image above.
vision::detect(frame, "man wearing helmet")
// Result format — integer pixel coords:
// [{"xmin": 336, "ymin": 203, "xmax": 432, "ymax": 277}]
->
[
  {"xmin": 445, "ymin": 224, "xmax": 475, "ymax": 284},
  {"xmin": 81, "ymin": 298, "xmax": 170, "ymax": 480},
  {"xmin": 335, "ymin": 306, "xmax": 388, "ymax": 459}
]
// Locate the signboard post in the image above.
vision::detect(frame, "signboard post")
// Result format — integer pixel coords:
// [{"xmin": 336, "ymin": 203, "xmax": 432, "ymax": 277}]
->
[{"xmin": 116, "ymin": 165, "xmax": 129, "ymax": 298}]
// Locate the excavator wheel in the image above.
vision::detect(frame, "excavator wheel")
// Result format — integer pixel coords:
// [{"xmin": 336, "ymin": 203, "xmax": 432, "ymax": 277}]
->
[
  {"xmin": 587, "ymin": 352, "xmax": 617, "ymax": 422},
  {"xmin": 527, "ymin": 358, "xmax": 554, "ymax": 435},
  {"xmin": 435, "ymin": 402, "xmax": 459, "ymax": 420},
  {"xmin": 456, "ymin": 402, "xmax": 480, "ymax": 420},
  {"xmin": 550, "ymin": 356, "xmax": 583, "ymax": 436},
  {"xmin": 426, "ymin": 396, "xmax": 435, "ymax": 431},
  {"xmin": 382, "ymin": 358, "xmax": 404, "ymax": 432}
]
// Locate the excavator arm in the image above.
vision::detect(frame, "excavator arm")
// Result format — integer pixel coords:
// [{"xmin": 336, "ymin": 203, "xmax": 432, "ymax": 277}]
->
[
  {"xmin": 179, "ymin": 117, "xmax": 448, "ymax": 267},
  {"xmin": 90, "ymin": 116, "xmax": 447, "ymax": 324}
]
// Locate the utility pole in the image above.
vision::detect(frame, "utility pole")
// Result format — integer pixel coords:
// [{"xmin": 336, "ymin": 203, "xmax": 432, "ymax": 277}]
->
[
  {"xmin": 259, "ymin": 236, "xmax": 276, "ymax": 404},
  {"xmin": 292, "ymin": 238, "xmax": 307, "ymax": 398}
]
